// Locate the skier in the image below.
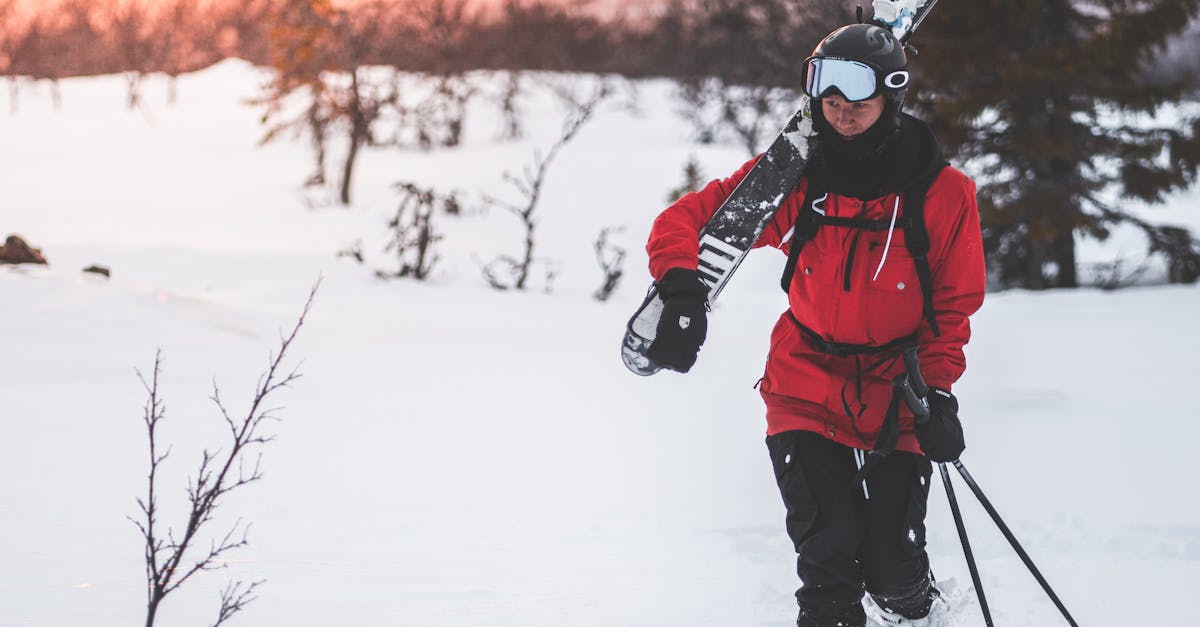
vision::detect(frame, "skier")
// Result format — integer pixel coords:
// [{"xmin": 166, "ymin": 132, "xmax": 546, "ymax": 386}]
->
[{"xmin": 644, "ymin": 23, "xmax": 986, "ymax": 627}]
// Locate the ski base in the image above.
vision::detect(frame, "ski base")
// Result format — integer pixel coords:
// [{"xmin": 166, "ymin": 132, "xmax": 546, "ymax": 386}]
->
[{"xmin": 621, "ymin": 287, "xmax": 665, "ymax": 376}]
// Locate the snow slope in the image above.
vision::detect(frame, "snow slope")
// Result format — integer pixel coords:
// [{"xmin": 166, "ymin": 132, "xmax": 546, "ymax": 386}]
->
[{"xmin": 1, "ymin": 60, "xmax": 1198, "ymax": 626}]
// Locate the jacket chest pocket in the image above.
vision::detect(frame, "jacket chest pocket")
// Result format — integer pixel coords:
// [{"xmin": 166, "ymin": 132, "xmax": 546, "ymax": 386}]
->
[
  {"xmin": 862, "ymin": 247, "xmax": 924, "ymax": 344},
  {"xmin": 787, "ymin": 240, "xmax": 843, "ymax": 331},
  {"xmin": 792, "ymin": 241, "xmax": 839, "ymax": 287}
]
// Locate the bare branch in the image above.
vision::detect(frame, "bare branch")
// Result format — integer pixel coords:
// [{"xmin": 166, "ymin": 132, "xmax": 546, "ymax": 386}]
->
[
  {"xmin": 132, "ymin": 280, "xmax": 319, "ymax": 627},
  {"xmin": 211, "ymin": 579, "xmax": 266, "ymax": 627}
]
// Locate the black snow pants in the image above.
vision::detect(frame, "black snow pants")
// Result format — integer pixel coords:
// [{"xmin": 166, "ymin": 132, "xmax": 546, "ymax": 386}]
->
[{"xmin": 766, "ymin": 429, "xmax": 934, "ymax": 627}]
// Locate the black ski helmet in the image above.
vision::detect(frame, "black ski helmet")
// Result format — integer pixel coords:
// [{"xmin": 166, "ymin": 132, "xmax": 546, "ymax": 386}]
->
[{"xmin": 805, "ymin": 23, "xmax": 909, "ymax": 108}]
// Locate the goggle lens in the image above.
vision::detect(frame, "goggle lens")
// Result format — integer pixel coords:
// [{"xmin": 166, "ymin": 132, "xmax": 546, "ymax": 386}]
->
[{"xmin": 804, "ymin": 58, "xmax": 880, "ymax": 102}]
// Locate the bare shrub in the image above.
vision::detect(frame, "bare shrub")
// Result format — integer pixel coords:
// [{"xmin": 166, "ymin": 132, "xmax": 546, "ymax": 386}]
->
[
  {"xmin": 481, "ymin": 83, "xmax": 608, "ymax": 291},
  {"xmin": 593, "ymin": 226, "xmax": 626, "ymax": 302},
  {"xmin": 399, "ymin": 74, "xmax": 477, "ymax": 150},
  {"xmin": 677, "ymin": 79, "xmax": 799, "ymax": 156},
  {"xmin": 336, "ymin": 238, "xmax": 365, "ymax": 264},
  {"xmin": 666, "ymin": 153, "xmax": 705, "ymax": 203},
  {"xmin": 131, "ymin": 283, "xmax": 318, "ymax": 627},
  {"xmin": 496, "ymin": 70, "xmax": 524, "ymax": 140},
  {"xmin": 376, "ymin": 182, "xmax": 451, "ymax": 281},
  {"xmin": 1087, "ymin": 256, "xmax": 1150, "ymax": 291}
]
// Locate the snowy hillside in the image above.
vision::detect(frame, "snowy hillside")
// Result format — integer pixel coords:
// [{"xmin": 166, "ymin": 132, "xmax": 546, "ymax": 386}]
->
[{"xmin": 1, "ymin": 60, "xmax": 1198, "ymax": 627}]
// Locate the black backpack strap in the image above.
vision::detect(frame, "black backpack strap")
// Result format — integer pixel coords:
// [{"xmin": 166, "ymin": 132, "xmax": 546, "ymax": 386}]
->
[
  {"xmin": 901, "ymin": 162, "xmax": 948, "ymax": 338},
  {"xmin": 780, "ymin": 181, "xmax": 826, "ymax": 292}
]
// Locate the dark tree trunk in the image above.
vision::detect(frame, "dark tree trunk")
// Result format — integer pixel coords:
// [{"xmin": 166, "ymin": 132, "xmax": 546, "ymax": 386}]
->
[
  {"xmin": 1052, "ymin": 232, "xmax": 1078, "ymax": 287},
  {"xmin": 307, "ymin": 100, "xmax": 328, "ymax": 187},
  {"xmin": 146, "ymin": 594, "xmax": 161, "ymax": 627},
  {"xmin": 339, "ymin": 69, "xmax": 366, "ymax": 206},
  {"xmin": 516, "ymin": 210, "xmax": 534, "ymax": 290},
  {"xmin": 1023, "ymin": 236, "xmax": 1050, "ymax": 290},
  {"xmin": 340, "ymin": 131, "xmax": 359, "ymax": 206}
]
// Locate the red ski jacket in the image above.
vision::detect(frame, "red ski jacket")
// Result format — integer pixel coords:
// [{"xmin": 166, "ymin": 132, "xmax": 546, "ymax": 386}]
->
[{"xmin": 646, "ymin": 127, "xmax": 986, "ymax": 454}]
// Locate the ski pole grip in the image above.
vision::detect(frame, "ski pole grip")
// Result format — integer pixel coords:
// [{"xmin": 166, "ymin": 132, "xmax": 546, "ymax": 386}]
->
[
  {"xmin": 901, "ymin": 346, "xmax": 931, "ymax": 424},
  {"xmin": 903, "ymin": 346, "xmax": 928, "ymax": 397},
  {"xmin": 896, "ymin": 374, "xmax": 930, "ymax": 424}
]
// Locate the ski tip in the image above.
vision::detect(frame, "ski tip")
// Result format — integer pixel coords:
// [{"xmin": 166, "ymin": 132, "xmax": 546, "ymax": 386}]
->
[{"xmin": 621, "ymin": 332, "xmax": 662, "ymax": 376}]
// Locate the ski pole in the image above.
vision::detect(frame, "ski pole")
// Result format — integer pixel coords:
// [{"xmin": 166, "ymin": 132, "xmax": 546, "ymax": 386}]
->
[
  {"xmin": 939, "ymin": 463, "xmax": 993, "ymax": 627},
  {"xmin": 952, "ymin": 460, "xmax": 1080, "ymax": 627},
  {"xmin": 898, "ymin": 349, "xmax": 995, "ymax": 625}
]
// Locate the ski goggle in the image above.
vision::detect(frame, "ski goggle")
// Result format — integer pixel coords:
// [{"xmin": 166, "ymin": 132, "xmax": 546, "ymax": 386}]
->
[{"xmin": 802, "ymin": 57, "xmax": 909, "ymax": 102}]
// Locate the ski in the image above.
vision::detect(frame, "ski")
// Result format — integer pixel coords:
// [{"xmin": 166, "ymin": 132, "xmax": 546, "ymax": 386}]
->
[
  {"xmin": 621, "ymin": 0, "xmax": 941, "ymax": 376},
  {"xmin": 621, "ymin": 106, "xmax": 813, "ymax": 376}
]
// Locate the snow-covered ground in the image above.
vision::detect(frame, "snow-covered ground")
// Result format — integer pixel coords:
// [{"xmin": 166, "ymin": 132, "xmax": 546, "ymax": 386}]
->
[{"xmin": 1, "ymin": 60, "xmax": 1198, "ymax": 626}]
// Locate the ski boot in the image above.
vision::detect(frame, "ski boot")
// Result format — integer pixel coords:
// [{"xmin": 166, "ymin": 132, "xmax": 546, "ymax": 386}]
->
[{"xmin": 864, "ymin": 586, "xmax": 948, "ymax": 626}]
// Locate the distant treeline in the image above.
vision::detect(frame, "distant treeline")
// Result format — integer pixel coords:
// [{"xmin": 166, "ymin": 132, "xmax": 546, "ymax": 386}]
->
[
  {"xmin": 4, "ymin": 0, "xmax": 1196, "ymax": 92},
  {"xmin": 0, "ymin": 0, "xmax": 852, "ymax": 85}
]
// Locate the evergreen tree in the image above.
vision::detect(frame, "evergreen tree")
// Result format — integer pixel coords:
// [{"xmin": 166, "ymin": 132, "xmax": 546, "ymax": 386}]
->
[{"xmin": 916, "ymin": 0, "xmax": 1200, "ymax": 288}]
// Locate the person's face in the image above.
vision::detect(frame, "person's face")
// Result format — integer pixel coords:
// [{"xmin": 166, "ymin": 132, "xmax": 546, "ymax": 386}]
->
[{"xmin": 821, "ymin": 94, "xmax": 885, "ymax": 139}]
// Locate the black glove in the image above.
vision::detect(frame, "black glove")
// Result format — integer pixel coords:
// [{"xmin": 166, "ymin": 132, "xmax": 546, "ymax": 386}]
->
[
  {"xmin": 915, "ymin": 388, "xmax": 965, "ymax": 462},
  {"xmin": 646, "ymin": 268, "xmax": 709, "ymax": 373}
]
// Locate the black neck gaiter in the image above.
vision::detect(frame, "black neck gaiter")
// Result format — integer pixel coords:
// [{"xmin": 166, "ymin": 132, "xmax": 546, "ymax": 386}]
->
[{"xmin": 811, "ymin": 106, "xmax": 902, "ymax": 201}]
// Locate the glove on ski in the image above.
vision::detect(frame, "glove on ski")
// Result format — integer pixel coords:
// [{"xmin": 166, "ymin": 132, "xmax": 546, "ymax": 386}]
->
[
  {"xmin": 646, "ymin": 267, "xmax": 709, "ymax": 373},
  {"xmin": 915, "ymin": 388, "xmax": 965, "ymax": 462}
]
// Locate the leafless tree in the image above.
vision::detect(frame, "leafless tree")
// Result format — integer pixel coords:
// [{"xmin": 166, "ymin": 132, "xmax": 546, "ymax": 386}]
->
[
  {"xmin": 256, "ymin": 0, "xmax": 397, "ymax": 204},
  {"xmin": 481, "ymin": 83, "xmax": 608, "ymax": 291},
  {"xmin": 130, "ymin": 283, "xmax": 318, "ymax": 627},
  {"xmin": 304, "ymin": 97, "xmax": 332, "ymax": 186},
  {"xmin": 103, "ymin": 0, "xmax": 157, "ymax": 110},
  {"xmin": 592, "ymin": 226, "xmax": 626, "ymax": 302},
  {"xmin": 148, "ymin": 0, "xmax": 211, "ymax": 105},
  {"xmin": 0, "ymin": 0, "xmax": 29, "ymax": 112},
  {"xmin": 329, "ymin": 2, "xmax": 401, "ymax": 203},
  {"xmin": 254, "ymin": 0, "xmax": 338, "ymax": 191}
]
